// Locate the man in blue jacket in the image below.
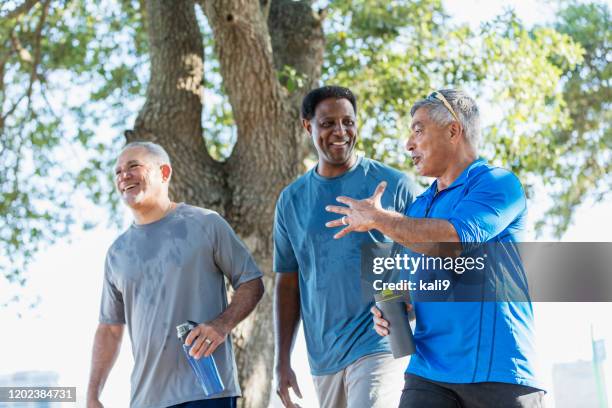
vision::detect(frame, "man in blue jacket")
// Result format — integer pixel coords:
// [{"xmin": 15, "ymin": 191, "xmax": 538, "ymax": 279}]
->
[{"xmin": 326, "ymin": 89, "xmax": 545, "ymax": 407}]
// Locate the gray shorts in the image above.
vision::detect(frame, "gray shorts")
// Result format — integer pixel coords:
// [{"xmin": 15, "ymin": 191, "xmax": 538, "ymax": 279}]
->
[
  {"xmin": 312, "ymin": 352, "xmax": 407, "ymax": 408},
  {"xmin": 399, "ymin": 373, "xmax": 545, "ymax": 408}
]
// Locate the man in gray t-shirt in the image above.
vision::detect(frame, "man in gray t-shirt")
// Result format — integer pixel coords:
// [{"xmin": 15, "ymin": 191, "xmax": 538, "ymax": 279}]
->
[{"xmin": 87, "ymin": 142, "xmax": 263, "ymax": 408}]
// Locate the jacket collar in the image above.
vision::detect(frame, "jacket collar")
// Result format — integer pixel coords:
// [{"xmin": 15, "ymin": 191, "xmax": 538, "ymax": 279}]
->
[{"xmin": 416, "ymin": 157, "xmax": 486, "ymax": 199}]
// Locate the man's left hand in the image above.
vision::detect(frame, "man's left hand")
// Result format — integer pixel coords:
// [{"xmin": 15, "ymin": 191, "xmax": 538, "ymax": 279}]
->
[
  {"xmin": 185, "ymin": 321, "xmax": 229, "ymax": 359},
  {"xmin": 325, "ymin": 181, "xmax": 387, "ymax": 239}
]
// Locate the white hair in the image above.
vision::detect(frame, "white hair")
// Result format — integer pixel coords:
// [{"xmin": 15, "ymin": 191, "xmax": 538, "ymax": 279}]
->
[
  {"xmin": 121, "ymin": 141, "xmax": 171, "ymax": 165},
  {"xmin": 410, "ymin": 89, "xmax": 481, "ymax": 148}
]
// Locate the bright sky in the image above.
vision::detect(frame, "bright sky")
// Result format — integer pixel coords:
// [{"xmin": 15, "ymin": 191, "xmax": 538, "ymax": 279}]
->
[{"xmin": 1, "ymin": 1, "xmax": 611, "ymax": 407}]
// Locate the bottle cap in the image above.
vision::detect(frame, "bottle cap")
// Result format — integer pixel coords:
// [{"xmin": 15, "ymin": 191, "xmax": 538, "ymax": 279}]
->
[
  {"xmin": 374, "ymin": 289, "xmax": 405, "ymax": 303},
  {"xmin": 176, "ymin": 321, "xmax": 196, "ymax": 340}
]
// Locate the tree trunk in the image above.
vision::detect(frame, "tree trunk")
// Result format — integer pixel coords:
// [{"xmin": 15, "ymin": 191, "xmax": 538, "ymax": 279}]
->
[
  {"xmin": 128, "ymin": 0, "xmax": 227, "ymax": 213},
  {"xmin": 129, "ymin": 1, "xmax": 324, "ymax": 407}
]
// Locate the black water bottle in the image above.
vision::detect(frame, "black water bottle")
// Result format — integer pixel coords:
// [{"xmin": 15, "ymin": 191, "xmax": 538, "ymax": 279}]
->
[{"xmin": 374, "ymin": 290, "xmax": 416, "ymax": 358}]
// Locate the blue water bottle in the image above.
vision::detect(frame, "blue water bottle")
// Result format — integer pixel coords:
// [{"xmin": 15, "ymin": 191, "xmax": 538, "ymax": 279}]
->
[{"xmin": 176, "ymin": 320, "xmax": 225, "ymax": 396}]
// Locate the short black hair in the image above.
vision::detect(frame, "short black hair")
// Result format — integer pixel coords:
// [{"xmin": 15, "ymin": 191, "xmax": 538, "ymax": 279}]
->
[{"xmin": 301, "ymin": 85, "xmax": 357, "ymax": 120}]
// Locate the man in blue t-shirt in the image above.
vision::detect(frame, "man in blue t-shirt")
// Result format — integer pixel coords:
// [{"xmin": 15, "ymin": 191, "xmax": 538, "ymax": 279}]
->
[
  {"xmin": 273, "ymin": 86, "xmax": 417, "ymax": 408},
  {"xmin": 326, "ymin": 89, "xmax": 545, "ymax": 407}
]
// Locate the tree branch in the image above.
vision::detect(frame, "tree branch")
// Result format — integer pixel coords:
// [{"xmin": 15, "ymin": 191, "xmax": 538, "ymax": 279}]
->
[
  {"xmin": 196, "ymin": 0, "xmax": 325, "ymax": 238},
  {"xmin": 268, "ymin": 0, "xmax": 325, "ymax": 99},
  {"xmin": 198, "ymin": 0, "xmax": 284, "ymax": 137},
  {"xmin": 268, "ymin": 0, "xmax": 325, "ymax": 159},
  {"xmin": 26, "ymin": 0, "xmax": 50, "ymax": 110},
  {"xmin": 1, "ymin": 0, "xmax": 40, "ymax": 20},
  {"xmin": 10, "ymin": 31, "xmax": 32, "ymax": 63},
  {"xmin": 131, "ymin": 0, "xmax": 227, "ymax": 212},
  {"xmin": 1, "ymin": 1, "xmax": 49, "ymax": 125}
]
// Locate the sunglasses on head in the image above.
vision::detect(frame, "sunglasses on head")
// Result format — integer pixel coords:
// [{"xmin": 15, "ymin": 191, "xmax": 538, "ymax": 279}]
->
[{"xmin": 427, "ymin": 91, "xmax": 460, "ymax": 123}]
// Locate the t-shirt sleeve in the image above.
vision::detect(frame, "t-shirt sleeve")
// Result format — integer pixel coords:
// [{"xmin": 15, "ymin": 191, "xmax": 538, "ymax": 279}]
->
[
  {"xmin": 448, "ymin": 169, "xmax": 526, "ymax": 244},
  {"xmin": 273, "ymin": 191, "xmax": 298, "ymax": 273},
  {"xmin": 98, "ymin": 253, "xmax": 126, "ymax": 325},
  {"xmin": 393, "ymin": 173, "xmax": 418, "ymax": 215},
  {"xmin": 211, "ymin": 213, "xmax": 263, "ymax": 290}
]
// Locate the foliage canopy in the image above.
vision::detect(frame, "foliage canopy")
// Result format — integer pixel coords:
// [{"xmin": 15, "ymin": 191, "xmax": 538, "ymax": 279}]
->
[{"xmin": 1, "ymin": 0, "xmax": 609, "ymax": 287}]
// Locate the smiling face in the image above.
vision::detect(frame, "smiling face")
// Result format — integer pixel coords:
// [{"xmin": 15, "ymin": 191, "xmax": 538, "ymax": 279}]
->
[
  {"xmin": 406, "ymin": 107, "xmax": 456, "ymax": 178},
  {"xmin": 114, "ymin": 146, "xmax": 170, "ymax": 209},
  {"xmin": 303, "ymin": 97, "xmax": 357, "ymax": 177}
]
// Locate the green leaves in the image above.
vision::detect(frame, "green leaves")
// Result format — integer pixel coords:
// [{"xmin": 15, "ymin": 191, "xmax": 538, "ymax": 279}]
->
[
  {"xmin": 323, "ymin": 1, "xmax": 606, "ymax": 235},
  {"xmin": 1, "ymin": 0, "xmax": 609, "ymax": 292},
  {"xmin": 540, "ymin": 1, "xmax": 611, "ymax": 236},
  {"xmin": 0, "ymin": 0, "xmax": 143, "ymax": 289},
  {"xmin": 277, "ymin": 65, "xmax": 307, "ymax": 93}
]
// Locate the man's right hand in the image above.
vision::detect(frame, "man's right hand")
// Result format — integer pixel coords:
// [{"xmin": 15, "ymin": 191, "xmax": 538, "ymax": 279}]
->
[
  {"xmin": 275, "ymin": 364, "xmax": 303, "ymax": 408},
  {"xmin": 274, "ymin": 273, "xmax": 302, "ymax": 407},
  {"xmin": 87, "ymin": 323, "xmax": 123, "ymax": 408}
]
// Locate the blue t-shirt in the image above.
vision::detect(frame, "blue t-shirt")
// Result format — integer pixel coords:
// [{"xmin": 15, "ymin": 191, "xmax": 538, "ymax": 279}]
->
[
  {"xmin": 405, "ymin": 158, "xmax": 543, "ymax": 390},
  {"xmin": 273, "ymin": 156, "xmax": 417, "ymax": 375}
]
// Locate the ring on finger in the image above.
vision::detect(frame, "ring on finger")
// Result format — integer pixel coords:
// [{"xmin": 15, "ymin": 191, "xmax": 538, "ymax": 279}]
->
[
  {"xmin": 342, "ymin": 216, "xmax": 348, "ymax": 225},
  {"xmin": 204, "ymin": 338, "xmax": 212, "ymax": 345}
]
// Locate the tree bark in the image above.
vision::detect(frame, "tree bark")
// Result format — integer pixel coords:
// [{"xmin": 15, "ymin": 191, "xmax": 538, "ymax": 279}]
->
[
  {"xmin": 131, "ymin": 1, "xmax": 324, "ymax": 406},
  {"xmin": 128, "ymin": 0, "xmax": 227, "ymax": 213}
]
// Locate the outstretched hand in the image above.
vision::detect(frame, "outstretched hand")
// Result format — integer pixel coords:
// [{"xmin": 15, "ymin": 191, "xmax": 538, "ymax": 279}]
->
[{"xmin": 325, "ymin": 181, "xmax": 387, "ymax": 239}]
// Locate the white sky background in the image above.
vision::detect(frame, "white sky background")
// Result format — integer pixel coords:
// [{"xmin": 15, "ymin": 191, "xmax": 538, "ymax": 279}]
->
[{"xmin": 1, "ymin": 1, "xmax": 611, "ymax": 407}]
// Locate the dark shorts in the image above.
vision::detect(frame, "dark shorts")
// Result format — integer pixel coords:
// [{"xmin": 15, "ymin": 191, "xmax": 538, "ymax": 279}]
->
[
  {"xmin": 399, "ymin": 373, "xmax": 545, "ymax": 408},
  {"xmin": 168, "ymin": 397, "xmax": 237, "ymax": 408}
]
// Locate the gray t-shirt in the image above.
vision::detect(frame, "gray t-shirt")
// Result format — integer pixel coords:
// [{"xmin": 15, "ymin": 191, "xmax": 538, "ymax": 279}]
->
[{"xmin": 99, "ymin": 203, "xmax": 262, "ymax": 408}]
